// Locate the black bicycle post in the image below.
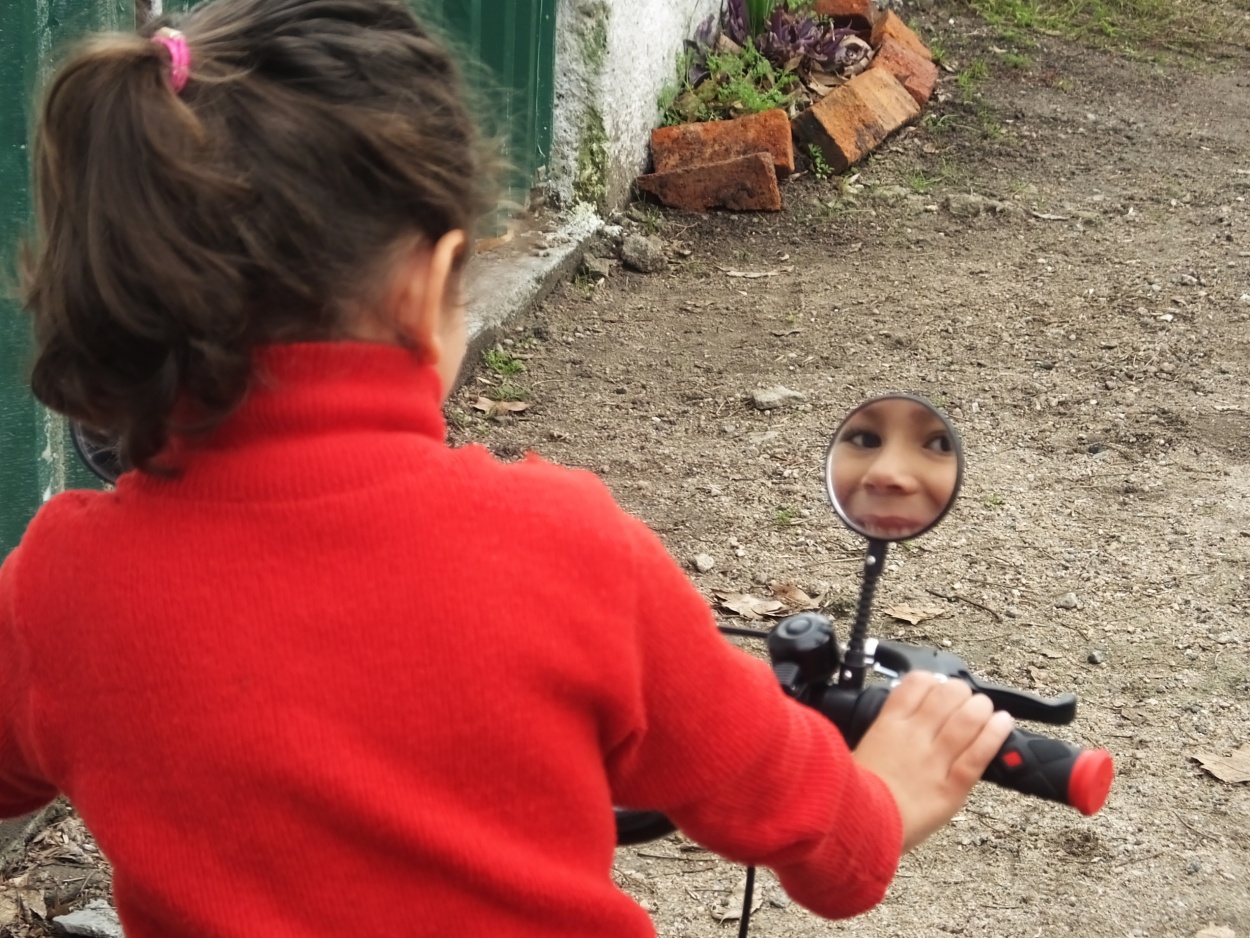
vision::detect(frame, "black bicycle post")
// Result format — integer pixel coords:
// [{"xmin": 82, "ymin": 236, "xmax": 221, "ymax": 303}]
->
[{"xmin": 839, "ymin": 538, "xmax": 888, "ymax": 689}]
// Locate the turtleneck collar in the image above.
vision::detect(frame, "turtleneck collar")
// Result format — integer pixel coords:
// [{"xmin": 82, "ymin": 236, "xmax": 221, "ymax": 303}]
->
[{"xmin": 122, "ymin": 341, "xmax": 449, "ymax": 501}]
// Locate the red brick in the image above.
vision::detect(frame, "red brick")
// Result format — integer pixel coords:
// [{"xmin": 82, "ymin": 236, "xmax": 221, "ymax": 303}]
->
[
  {"xmin": 636, "ymin": 152, "xmax": 782, "ymax": 213},
  {"xmin": 869, "ymin": 36, "xmax": 939, "ymax": 106},
  {"xmin": 651, "ymin": 109, "xmax": 795, "ymax": 176},
  {"xmin": 790, "ymin": 68, "xmax": 920, "ymax": 174},
  {"xmin": 871, "ymin": 10, "xmax": 931, "ymax": 60},
  {"xmin": 812, "ymin": 0, "xmax": 879, "ymax": 29}
]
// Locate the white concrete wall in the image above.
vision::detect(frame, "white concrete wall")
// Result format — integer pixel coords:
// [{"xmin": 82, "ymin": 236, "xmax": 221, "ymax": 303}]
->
[{"xmin": 551, "ymin": 0, "xmax": 722, "ymax": 211}]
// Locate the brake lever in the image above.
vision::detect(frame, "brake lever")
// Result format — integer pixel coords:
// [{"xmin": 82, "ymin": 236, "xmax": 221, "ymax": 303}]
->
[{"xmin": 872, "ymin": 639, "xmax": 1077, "ymax": 725}]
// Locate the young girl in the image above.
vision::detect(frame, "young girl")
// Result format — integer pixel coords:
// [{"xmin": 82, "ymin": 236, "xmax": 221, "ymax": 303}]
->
[
  {"xmin": 0, "ymin": 2, "xmax": 1012, "ymax": 936},
  {"xmin": 830, "ymin": 396, "xmax": 961, "ymax": 541}
]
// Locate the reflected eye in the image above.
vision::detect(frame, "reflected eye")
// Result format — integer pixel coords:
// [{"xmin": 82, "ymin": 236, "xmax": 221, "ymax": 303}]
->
[
  {"xmin": 843, "ymin": 430, "xmax": 882, "ymax": 449},
  {"xmin": 925, "ymin": 433, "xmax": 953, "ymax": 454}
]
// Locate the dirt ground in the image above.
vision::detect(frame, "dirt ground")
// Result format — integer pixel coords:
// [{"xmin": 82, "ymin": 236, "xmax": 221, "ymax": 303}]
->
[{"xmin": 4, "ymin": 5, "xmax": 1250, "ymax": 937}]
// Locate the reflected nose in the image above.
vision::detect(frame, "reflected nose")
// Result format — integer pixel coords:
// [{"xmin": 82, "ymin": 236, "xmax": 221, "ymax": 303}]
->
[{"xmin": 862, "ymin": 448, "xmax": 919, "ymax": 493}]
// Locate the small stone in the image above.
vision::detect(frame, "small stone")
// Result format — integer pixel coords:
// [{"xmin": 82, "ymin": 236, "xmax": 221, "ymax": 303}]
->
[
  {"xmin": 53, "ymin": 901, "xmax": 124, "ymax": 938},
  {"xmin": 1055, "ymin": 592, "xmax": 1080, "ymax": 610},
  {"xmin": 1005, "ymin": 605, "xmax": 1021, "ymax": 619},
  {"xmin": 691, "ymin": 554, "xmax": 716, "ymax": 573},
  {"xmin": 1187, "ymin": 859, "xmax": 1202, "ymax": 874},
  {"xmin": 1088, "ymin": 650, "xmax": 1106, "ymax": 665},
  {"xmin": 945, "ymin": 193, "xmax": 987, "ymax": 217},
  {"xmin": 1179, "ymin": 273, "xmax": 1199, "ymax": 286},
  {"xmin": 620, "ymin": 234, "xmax": 667, "ymax": 274},
  {"xmin": 581, "ymin": 256, "xmax": 611, "ymax": 282},
  {"xmin": 873, "ymin": 184, "xmax": 911, "ymax": 204},
  {"xmin": 751, "ymin": 386, "xmax": 806, "ymax": 410}
]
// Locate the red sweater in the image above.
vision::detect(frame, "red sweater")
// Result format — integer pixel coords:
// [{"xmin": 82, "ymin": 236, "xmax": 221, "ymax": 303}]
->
[{"xmin": 0, "ymin": 342, "xmax": 901, "ymax": 938}]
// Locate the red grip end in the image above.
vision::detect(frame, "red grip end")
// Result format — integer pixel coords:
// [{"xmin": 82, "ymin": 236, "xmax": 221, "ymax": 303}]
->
[{"xmin": 1068, "ymin": 749, "xmax": 1114, "ymax": 815}]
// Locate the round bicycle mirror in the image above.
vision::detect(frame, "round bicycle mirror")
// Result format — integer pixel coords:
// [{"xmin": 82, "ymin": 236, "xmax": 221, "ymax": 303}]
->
[
  {"xmin": 71, "ymin": 422, "xmax": 124, "ymax": 485},
  {"xmin": 824, "ymin": 394, "xmax": 963, "ymax": 542}
]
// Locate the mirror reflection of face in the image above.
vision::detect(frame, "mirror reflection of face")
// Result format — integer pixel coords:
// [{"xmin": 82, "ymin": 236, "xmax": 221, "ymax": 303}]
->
[{"xmin": 830, "ymin": 398, "xmax": 959, "ymax": 541}]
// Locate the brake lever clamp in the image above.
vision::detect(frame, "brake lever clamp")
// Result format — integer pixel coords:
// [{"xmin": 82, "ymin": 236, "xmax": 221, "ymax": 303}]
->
[{"xmin": 873, "ymin": 640, "xmax": 1078, "ymax": 725}]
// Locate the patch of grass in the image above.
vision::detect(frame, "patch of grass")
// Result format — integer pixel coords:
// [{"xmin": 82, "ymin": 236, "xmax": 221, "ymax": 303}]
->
[
  {"xmin": 638, "ymin": 204, "xmax": 665, "ymax": 235},
  {"xmin": 775, "ymin": 506, "xmax": 800, "ymax": 526},
  {"xmin": 906, "ymin": 171, "xmax": 938, "ymax": 194},
  {"xmin": 999, "ymin": 50, "xmax": 1033, "ymax": 68},
  {"xmin": 927, "ymin": 37, "xmax": 950, "ymax": 66},
  {"xmin": 570, "ymin": 270, "xmax": 599, "ymax": 298},
  {"xmin": 978, "ymin": 108, "xmax": 1004, "ymax": 139},
  {"xmin": 806, "ymin": 144, "xmax": 835, "ymax": 180},
  {"xmin": 484, "ymin": 348, "xmax": 526, "ymax": 376},
  {"xmin": 922, "ymin": 111, "xmax": 958, "ymax": 134},
  {"xmin": 967, "ymin": 0, "xmax": 1247, "ymax": 58},
  {"xmin": 956, "ymin": 59, "xmax": 989, "ymax": 103},
  {"xmin": 982, "ymin": 493, "xmax": 1006, "ymax": 509}
]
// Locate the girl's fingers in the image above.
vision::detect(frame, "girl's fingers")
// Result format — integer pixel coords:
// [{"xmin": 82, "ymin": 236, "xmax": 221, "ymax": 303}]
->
[
  {"xmin": 879, "ymin": 670, "xmax": 941, "ymax": 720},
  {"xmin": 949, "ymin": 710, "xmax": 1016, "ymax": 789},
  {"xmin": 933, "ymin": 691, "xmax": 996, "ymax": 755}
]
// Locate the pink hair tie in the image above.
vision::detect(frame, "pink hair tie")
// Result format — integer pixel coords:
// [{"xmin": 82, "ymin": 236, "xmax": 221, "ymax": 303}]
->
[{"xmin": 152, "ymin": 27, "xmax": 191, "ymax": 94}]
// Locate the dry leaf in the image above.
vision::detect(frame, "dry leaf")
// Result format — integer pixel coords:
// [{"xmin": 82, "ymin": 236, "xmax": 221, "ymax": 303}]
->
[
  {"xmin": 715, "ymin": 591, "xmax": 787, "ymax": 621},
  {"xmin": 717, "ymin": 265, "xmax": 795, "ymax": 279},
  {"xmin": 473, "ymin": 396, "xmax": 530, "ymax": 418},
  {"xmin": 883, "ymin": 604, "xmax": 947, "ymax": 625},
  {"xmin": 771, "ymin": 582, "xmax": 819, "ymax": 611},
  {"xmin": 1195, "ymin": 926, "xmax": 1235, "ymax": 938},
  {"xmin": 1191, "ymin": 745, "xmax": 1250, "ymax": 784},
  {"xmin": 713, "ymin": 872, "xmax": 764, "ymax": 923},
  {"xmin": 475, "ymin": 228, "xmax": 515, "ymax": 253},
  {"xmin": 0, "ymin": 895, "xmax": 19, "ymax": 928},
  {"xmin": 19, "ymin": 889, "xmax": 46, "ymax": 919}
]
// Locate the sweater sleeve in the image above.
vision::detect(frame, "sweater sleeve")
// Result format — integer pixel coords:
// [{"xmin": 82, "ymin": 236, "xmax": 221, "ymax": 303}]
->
[
  {"xmin": 0, "ymin": 546, "xmax": 59, "ymax": 817},
  {"xmin": 606, "ymin": 515, "xmax": 903, "ymax": 921}
]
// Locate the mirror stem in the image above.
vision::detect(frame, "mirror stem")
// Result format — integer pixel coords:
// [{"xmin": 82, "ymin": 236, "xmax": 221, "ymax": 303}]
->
[{"xmin": 840, "ymin": 539, "xmax": 889, "ymax": 689}]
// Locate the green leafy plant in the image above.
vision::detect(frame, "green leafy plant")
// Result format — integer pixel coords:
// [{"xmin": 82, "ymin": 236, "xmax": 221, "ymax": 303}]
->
[
  {"xmin": 661, "ymin": 44, "xmax": 799, "ymax": 125},
  {"xmin": 660, "ymin": 0, "xmax": 875, "ymax": 127},
  {"xmin": 484, "ymin": 348, "xmax": 526, "ymax": 376},
  {"xmin": 806, "ymin": 144, "xmax": 834, "ymax": 180},
  {"xmin": 491, "ymin": 382, "xmax": 530, "ymax": 403},
  {"xmin": 775, "ymin": 506, "xmax": 800, "ymax": 526}
]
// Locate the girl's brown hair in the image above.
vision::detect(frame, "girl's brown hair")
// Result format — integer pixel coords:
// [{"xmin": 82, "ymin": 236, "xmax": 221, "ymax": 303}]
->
[{"xmin": 22, "ymin": 0, "xmax": 494, "ymax": 472}]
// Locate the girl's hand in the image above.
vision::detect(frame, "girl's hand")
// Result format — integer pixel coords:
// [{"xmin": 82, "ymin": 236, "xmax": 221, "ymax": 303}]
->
[{"xmin": 852, "ymin": 671, "xmax": 1014, "ymax": 853}]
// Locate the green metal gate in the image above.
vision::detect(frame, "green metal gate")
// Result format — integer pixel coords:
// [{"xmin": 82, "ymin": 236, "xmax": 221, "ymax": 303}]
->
[
  {"xmin": 0, "ymin": 0, "xmax": 556, "ymax": 554},
  {"xmin": 1, "ymin": 0, "xmax": 133, "ymax": 553}
]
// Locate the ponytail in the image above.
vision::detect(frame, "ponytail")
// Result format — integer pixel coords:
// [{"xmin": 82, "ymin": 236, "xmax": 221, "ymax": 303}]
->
[
  {"xmin": 21, "ymin": 0, "xmax": 497, "ymax": 474},
  {"xmin": 24, "ymin": 31, "xmax": 252, "ymax": 472}
]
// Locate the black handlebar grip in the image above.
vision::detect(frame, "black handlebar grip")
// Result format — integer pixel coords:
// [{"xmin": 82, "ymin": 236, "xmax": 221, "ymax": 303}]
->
[{"xmin": 983, "ymin": 727, "xmax": 1113, "ymax": 815}]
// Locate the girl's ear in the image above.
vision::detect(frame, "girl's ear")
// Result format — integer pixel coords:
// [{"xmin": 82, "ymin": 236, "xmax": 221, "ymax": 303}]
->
[{"xmin": 391, "ymin": 230, "xmax": 468, "ymax": 365}]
